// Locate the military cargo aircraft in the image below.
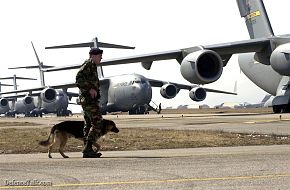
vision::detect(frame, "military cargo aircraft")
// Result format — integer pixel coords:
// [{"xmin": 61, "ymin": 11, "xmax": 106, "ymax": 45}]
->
[
  {"xmin": 0, "ymin": 82, "xmax": 15, "ymax": 115},
  {"xmin": 1, "ymin": 41, "xmax": 237, "ymax": 115},
  {"xmin": 43, "ymin": 0, "xmax": 290, "ymax": 113},
  {"xmin": 0, "ymin": 75, "xmax": 37, "ymax": 116}
]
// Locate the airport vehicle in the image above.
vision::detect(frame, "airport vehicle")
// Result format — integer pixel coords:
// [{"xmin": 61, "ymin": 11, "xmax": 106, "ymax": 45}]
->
[{"xmin": 43, "ymin": 0, "xmax": 290, "ymax": 113}]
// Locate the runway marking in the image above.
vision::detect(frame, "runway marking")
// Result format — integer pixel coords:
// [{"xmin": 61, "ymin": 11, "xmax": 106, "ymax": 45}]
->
[
  {"xmin": 1, "ymin": 173, "xmax": 290, "ymax": 189},
  {"xmin": 244, "ymin": 119, "xmax": 290, "ymax": 124}
]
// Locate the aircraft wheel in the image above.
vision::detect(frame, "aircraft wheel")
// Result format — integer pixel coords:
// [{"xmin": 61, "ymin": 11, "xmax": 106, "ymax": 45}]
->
[
  {"xmin": 138, "ymin": 106, "xmax": 146, "ymax": 115},
  {"xmin": 273, "ymin": 105, "xmax": 282, "ymax": 113},
  {"xmin": 129, "ymin": 110, "xmax": 137, "ymax": 115}
]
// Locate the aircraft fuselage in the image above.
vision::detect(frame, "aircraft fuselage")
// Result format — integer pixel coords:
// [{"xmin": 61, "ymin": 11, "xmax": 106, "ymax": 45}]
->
[{"xmin": 102, "ymin": 74, "xmax": 152, "ymax": 113}]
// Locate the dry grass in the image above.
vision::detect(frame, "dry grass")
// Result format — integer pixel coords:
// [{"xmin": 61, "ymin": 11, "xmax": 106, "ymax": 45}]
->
[{"xmin": 0, "ymin": 127, "xmax": 289, "ymax": 154}]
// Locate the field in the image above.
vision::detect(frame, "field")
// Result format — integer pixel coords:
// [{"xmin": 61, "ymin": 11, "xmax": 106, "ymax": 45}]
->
[{"xmin": 1, "ymin": 108, "xmax": 288, "ymax": 154}]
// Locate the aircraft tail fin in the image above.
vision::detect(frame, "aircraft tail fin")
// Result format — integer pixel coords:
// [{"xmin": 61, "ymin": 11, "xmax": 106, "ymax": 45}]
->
[
  {"xmin": 31, "ymin": 42, "xmax": 46, "ymax": 87},
  {"xmin": 9, "ymin": 42, "xmax": 54, "ymax": 87},
  {"xmin": 236, "ymin": 0, "xmax": 274, "ymax": 39}
]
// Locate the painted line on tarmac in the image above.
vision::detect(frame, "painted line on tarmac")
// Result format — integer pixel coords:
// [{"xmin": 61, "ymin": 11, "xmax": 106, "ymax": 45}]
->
[
  {"xmin": 1, "ymin": 173, "xmax": 290, "ymax": 189},
  {"xmin": 244, "ymin": 119, "xmax": 290, "ymax": 124}
]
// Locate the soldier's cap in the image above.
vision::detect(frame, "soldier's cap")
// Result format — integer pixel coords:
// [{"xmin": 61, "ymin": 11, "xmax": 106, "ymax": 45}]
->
[{"xmin": 89, "ymin": 48, "xmax": 103, "ymax": 55}]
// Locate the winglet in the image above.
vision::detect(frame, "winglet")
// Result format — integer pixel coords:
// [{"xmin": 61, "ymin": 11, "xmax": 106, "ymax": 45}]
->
[{"xmin": 45, "ymin": 37, "xmax": 135, "ymax": 49}]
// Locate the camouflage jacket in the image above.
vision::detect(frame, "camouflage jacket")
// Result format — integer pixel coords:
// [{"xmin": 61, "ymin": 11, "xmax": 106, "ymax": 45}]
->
[{"xmin": 76, "ymin": 58, "xmax": 100, "ymax": 100}]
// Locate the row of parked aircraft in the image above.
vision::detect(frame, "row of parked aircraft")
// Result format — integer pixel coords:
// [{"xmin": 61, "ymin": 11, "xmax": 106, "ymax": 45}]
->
[
  {"xmin": 43, "ymin": 0, "xmax": 290, "ymax": 114},
  {"xmin": 0, "ymin": 41, "xmax": 237, "ymax": 117},
  {"xmin": 1, "ymin": 0, "xmax": 288, "ymax": 116}
]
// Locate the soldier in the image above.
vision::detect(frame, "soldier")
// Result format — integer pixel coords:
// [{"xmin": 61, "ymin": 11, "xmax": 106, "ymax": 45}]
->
[{"xmin": 76, "ymin": 47, "xmax": 103, "ymax": 158}]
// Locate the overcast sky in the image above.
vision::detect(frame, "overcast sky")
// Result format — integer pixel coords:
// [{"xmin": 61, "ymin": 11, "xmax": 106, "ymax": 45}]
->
[{"xmin": 0, "ymin": 0, "xmax": 289, "ymax": 112}]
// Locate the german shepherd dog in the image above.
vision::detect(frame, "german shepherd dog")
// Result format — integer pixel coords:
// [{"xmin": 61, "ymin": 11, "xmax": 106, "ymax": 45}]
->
[{"xmin": 39, "ymin": 119, "xmax": 119, "ymax": 158}]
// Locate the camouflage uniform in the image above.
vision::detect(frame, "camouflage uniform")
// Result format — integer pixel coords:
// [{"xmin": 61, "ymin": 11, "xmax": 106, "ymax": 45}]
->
[{"xmin": 76, "ymin": 58, "xmax": 102, "ymax": 144}]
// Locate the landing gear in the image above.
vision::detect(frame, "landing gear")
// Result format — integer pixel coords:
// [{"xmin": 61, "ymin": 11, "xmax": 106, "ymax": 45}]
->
[
  {"xmin": 128, "ymin": 106, "xmax": 146, "ymax": 115},
  {"xmin": 56, "ymin": 109, "xmax": 73, "ymax": 116},
  {"xmin": 128, "ymin": 103, "xmax": 162, "ymax": 115},
  {"xmin": 273, "ymin": 105, "xmax": 282, "ymax": 113},
  {"xmin": 273, "ymin": 104, "xmax": 290, "ymax": 113}
]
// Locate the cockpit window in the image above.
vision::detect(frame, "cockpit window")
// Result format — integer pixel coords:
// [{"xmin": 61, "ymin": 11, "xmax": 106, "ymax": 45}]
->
[{"xmin": 132, "ymin": 78, "xmax": 146, "ymax": 85}]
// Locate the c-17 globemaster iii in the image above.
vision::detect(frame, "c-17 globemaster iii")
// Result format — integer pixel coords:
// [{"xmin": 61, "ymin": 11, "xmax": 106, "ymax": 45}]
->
[
  {"xmin": 44, "ymin": 0, "xmax": 290, "ymax": 113},
  {"xmin": 0, "ymin": 39, "xmax": 237, "ymax": 115}
]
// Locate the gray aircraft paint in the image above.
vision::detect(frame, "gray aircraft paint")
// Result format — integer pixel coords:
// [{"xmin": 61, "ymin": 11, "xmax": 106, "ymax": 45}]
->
[
  {"xmin": 237, "ymin": 0, "xmax": 274, "ymax": 39},
  {"xmin": 43, "ymin": 0, "xmax": 290, "ymax": 113},
  {"xmin": 237, "ymin": 0, "xmax": 290, "ymax": 111},
  {"xmin": 105, "ymin": 74, "xmax": 152, "ymax": 112},
  {"xmin": 238, "ymin": 53, "xmax": 282, "ymax": 95}
]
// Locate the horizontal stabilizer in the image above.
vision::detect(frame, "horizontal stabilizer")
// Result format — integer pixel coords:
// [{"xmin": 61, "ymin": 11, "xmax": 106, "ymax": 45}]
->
[
  {"xmin": 0, "ymin": 83, "xmax": 14, "ymax": 87},
  {"xmin": 8, "ymin": 65, "xmax": 54, "ymax": 69},
  {"xmin": 98, "ymin": 42, "xmax": 135, "ymax": 49},
  {"xmin": 0, "ymin": 76, "xmax": 37, "ymax": 80},
  {"xmin": 45, "ymin": 42, "xmax": 135, "ymax": 50}
]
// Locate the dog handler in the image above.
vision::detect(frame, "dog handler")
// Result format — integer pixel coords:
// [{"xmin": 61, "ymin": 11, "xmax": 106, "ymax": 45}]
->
[{"xmin": 76, "ymin": 47, "xmax": 103, "ymax": 158}]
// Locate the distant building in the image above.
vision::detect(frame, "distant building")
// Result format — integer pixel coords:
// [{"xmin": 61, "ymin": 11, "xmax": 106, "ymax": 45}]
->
[{"xmin": 199, "ymin": 104, "xmax": 210, "ymax": 109}]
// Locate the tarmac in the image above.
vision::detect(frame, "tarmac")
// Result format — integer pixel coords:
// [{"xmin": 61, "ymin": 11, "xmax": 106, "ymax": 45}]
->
[{"xmin": 0, "ymin": 111, "xmax": 290, "ymax": 189}]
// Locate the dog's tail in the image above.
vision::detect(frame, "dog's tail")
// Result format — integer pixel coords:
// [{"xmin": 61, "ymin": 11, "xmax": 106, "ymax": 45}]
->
[{"xmin": 38, "ymin": 124, "xmax": 57, "ymax": 146}]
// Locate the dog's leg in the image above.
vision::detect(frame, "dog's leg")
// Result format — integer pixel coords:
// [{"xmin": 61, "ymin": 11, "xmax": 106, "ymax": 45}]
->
[
  {"xmin": 48, "ymin": 137, "xmax": 56, "ymax": 159},
  {"xmin": 59, "ymin": 133, "xmax": 69, "ymax": 158}
]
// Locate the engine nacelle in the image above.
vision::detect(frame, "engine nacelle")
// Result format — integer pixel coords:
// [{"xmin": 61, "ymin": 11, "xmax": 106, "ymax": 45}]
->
[
  {"xmin": 189, "ymin": 87, "xmax": 206, "ymax": 102},
  {"xmin": 270, "ymin": 43, "xmax": 290, "ymax": 76},
  {"xmin": 160, "ymin": 84, "xmax": 178, "ymax": 99},
  {"xmin": 0, "ymin": 98, "xmax": 10, "ymax": 114},
  {"xmin": 40, "ymin": 88, "xmax": 57, "ymax": 103},
  {"xmin": 22, "ymin": 96, "xmax": 34, "ymax": 105},
  {"xmin": 180, "ymin": 50, "xmax": 223, "ymax": 84},
  {"xmin": 14, "ymin": 96, "xmax": 36, "ymax": 114},
  {"xmin": 0, "ymin": 98, "xmax": 9, "ymax": 107}
]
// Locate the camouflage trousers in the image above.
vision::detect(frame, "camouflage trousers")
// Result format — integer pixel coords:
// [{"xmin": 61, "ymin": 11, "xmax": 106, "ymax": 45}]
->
[{"xmin": 80, "ymin": 98, "xmax": 103, "ymax": 142}]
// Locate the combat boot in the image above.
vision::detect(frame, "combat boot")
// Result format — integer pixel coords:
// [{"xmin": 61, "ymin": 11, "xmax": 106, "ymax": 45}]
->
[{"xmin": 83, "ymin": 141, "xmax": 102, "ymax": 158}]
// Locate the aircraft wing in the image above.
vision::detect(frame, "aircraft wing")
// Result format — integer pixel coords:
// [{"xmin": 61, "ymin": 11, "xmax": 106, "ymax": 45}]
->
[
  {"xmin": 201, "ymin": 87, "xmax": 237, "ymax": 95},
  {"xmin": 147, "ymin": 78, "xmax": 237, "ymax": 95},
  {"xmin": 0, "ymin": 79, "xmax": 110, "ymax": 96},
  {"xmin": 43, "ymin": 38, "xmax": 270, "ymax": 72}
]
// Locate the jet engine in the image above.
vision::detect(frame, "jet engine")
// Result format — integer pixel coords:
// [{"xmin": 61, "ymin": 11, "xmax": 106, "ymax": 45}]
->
[
  {"xmin": 22, "ymin": 96, "xmax": 34, "ymax": 105},
  {"xmin": 160, "ymin": 84, "xmax": 178, "ymax": 99},
  {"xmin": 270, "ymin": 43, "xmax": 290, "ymax": 76},
  {"xmin": 189, "ymin": 87, "xmax": 206, "ymax": 102},
  {"xmin": 0, "ymin": 98, "xmax": 9, "ymax": 107},
  {"xmin": 180, "ymin": 50, "xmax": 223, "ymax": 84},
  {"xmin": 14, "ymin": 96, "xmax": 35, "ymax": 114},
  {"xmin": 0, "ymin": 98, "xmax": 10, "ymax": 114},
  {"xmin": 40, "ymin": 88, "xmax": 57, "ymax": 103}
]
